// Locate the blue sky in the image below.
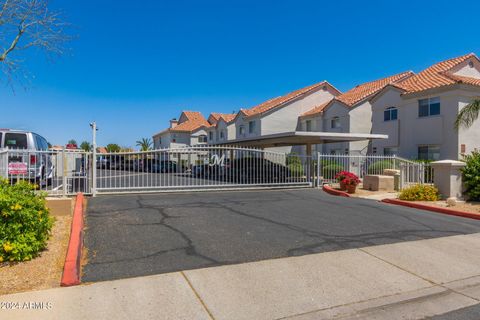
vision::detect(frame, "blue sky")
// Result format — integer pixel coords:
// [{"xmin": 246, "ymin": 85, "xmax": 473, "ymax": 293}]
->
[{"xmin": 2, "ymin": 0, "xmax": 480, "ymax": 147}]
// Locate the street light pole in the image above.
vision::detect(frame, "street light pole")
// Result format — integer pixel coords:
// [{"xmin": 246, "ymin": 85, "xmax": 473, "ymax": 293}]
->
[{"xmin": 91, "ymin": 122, "xmax": 97, "ymax": 197}]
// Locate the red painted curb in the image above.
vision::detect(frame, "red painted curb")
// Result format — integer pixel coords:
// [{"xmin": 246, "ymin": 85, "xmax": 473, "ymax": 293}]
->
[
  {"xmin": 381, "ymin": 198, "xmax": 480, "ymax": 221},
  {"xmin": 61, "ymin": 193, "xmax": 85, "ymax": 286},
  {"xmin": 322, "ymin": 185, "xmax": 351, "ymax": 197}
]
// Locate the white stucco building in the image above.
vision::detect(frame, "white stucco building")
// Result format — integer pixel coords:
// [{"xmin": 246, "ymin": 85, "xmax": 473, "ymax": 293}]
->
[
  {"xmin": 370, "ymin": 53, "xmax": 480, "ymax": 160},
  {"xmin": 205, "ymin": 113, "xmax": 236, "ymax": 145},
  {"xmin": 230, "ymin": 81, "xmax": 341, "ymax": 153},
  {"xmin": 152, "ymin": 111, "xmax": 210, "ymax": 149},
  {"xmin": 298, "ymin": 71, "xmax": 414, "ymax": 155}
]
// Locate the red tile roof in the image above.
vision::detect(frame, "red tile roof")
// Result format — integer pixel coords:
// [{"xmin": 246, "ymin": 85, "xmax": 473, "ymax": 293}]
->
[
  {"xmin": 336, "ymin": 71, "xmax": 414, "ymax": 106},
  {"xmin": 242, "ymin": 81, "xmax": 341, "ymax": 118},
  {"xmin": 300, "ymin": 99, "xmax": 334, "ymax": 117},
  {"xmin": 209, "ymin": 112, "xmax": 236, "ymax": 124},
  {"xmin": 398, "ymin": 53, "xmax": 478, "ymax": 93},
  {"xmin": 170, "ymin": 111, "xmax": 210, "ymax": 132},
  {"xmin": 301, "ymin": 72, "xmax": 414, "ymax": 117}
]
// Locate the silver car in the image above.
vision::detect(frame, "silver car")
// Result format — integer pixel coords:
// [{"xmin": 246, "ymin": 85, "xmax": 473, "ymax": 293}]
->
[{"xmin": 0, "ymin": 129, "xmax": 54, "ymax": 185}]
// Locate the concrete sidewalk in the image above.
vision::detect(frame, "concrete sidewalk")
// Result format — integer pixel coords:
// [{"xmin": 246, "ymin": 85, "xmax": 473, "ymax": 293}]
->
[{"xmin": 2, "ymin": 233, "xmax": 480, "ymax": 320}]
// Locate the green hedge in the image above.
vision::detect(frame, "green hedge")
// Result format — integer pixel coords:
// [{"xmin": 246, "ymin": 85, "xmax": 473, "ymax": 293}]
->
[
  {"xmin": 367, "ymin": 160, "xmax": 398, "ymax": 174},
  {"xmin": 322, "ymin": 164, "xmax": 344, "ymax": 179},
  {"xmin": 462, "ymin": 150, "xmax": 480, "ymax": 201},
  {"xmin": 0, "ymin": 180, "xmax": 54, "ymax": 262}
]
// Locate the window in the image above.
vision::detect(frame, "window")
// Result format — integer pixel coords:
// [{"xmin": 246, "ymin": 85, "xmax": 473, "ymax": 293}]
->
[
  {"xmin": 220, "ymin": 130, "xmax": 225, "ymax": 140},
  {"xmin": 384, "ymin": 147, "xmax": 398, "ymax": 156},
  {"xmin": 305, "ymin": 120, "xmax": 312, "ymax": 132},
  {"xmin": 198, "ymin": 135, "xmax": 207, "ymax": 143},
  {"xmin": 418, "ymin": 97, "xmax": 440, "ymax": 118},
  {"xmin": 331, "ymin": 117, "xmax": 341, "ymax": 129},
  {"xmin": 248, "ymin": 121, "xmax": 255, "ymax": 134},
  {"xmin": 384, "ymin": 107, "xmax": 398, "ymax": 121},
  {"xmin": 209, "ymin": 131, "xmax": 213, "ymax": 141},
  {"xmin": 5, "ymin": 133, "xmax": 27, "ymax": 149},
  {"xmin": 418, "ymin": 145, "xmax": 440, "ymax": 161},
  {"xmin": 239, "ymin": 125, "xmax": 245, "ymax": 136}
]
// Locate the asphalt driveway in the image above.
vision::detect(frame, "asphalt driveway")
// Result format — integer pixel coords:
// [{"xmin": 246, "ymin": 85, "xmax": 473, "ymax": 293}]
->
[{"xmin": 83, "ymin": 189, "xmax": 480, "ymax": 282}]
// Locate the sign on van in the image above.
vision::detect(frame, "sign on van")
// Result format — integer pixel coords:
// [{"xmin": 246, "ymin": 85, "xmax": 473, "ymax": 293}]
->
[{"xmin": 8, "ymin": 162, "xmax": 28, "ymax": 175}]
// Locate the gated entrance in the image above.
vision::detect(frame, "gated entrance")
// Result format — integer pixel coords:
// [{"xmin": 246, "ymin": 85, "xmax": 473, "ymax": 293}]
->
[{"xmin": 0, "ymin": 147, "xmax": 433, "ymax": 196}]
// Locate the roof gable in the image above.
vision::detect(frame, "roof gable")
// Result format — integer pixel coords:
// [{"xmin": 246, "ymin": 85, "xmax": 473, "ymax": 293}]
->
[
  {"xmin": 336, "ymin": 71, "xmax": 414, "ymax": 107},
  {"xmin": 398, "ymin": 53, "xmax": 480, "ymax": 93},
  {"xmin": 242, "ymin": 81, "xmax": 341, "ymax": 118}
]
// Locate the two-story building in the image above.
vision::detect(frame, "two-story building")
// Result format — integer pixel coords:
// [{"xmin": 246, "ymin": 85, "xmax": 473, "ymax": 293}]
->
[
  {"xmin": 152, "ymin": 111, "xmax": 210, "ymax": 149},
  {"xmin": 370, "ymin": 53, "xmax": 480, "ymax": 160},
  {"xmin": 298, "ymin": 71, "xmax": 414, "ymax": 155},
  {"xmin": 231, "ymin": 81, "xmax": 342, "ymax": 153},
  {"xmin": 205, "ymin": 113, "xmax": 236, "ymax": 145}
]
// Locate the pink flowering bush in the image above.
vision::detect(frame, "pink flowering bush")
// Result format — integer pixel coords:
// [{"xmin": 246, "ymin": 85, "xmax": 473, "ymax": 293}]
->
[{"xmin": 335, "ymin": 171, "xmax": 361, "ymax": 186}]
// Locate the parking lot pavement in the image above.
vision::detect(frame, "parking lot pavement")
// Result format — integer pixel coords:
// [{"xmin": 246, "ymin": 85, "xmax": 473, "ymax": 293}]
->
[{"xmin": 83, "ymin": 189, "xmax": 480, "ymax": 282}]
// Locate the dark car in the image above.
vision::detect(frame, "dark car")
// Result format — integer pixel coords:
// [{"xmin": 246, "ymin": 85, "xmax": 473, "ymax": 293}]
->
[{"xmin": 226, "ymin": 157, "xmax": 289, "ymax": 183}]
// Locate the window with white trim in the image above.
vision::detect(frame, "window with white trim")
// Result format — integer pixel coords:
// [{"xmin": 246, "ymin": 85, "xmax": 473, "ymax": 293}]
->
[
  {"xmin": 305, "ymin": 120, "xmax": 312, "ymax": 132},
  {"xmin": 418, "ymin": 97, "xmax": 440, "ymax": 117},
  {"xmin": 384, "ymin": 107, "xmax": 398, "ymax": 121},
  {"xmin": 418, "ymin": 145, "xmax": 440, "ymax": 160},
  {"xmin": 248, "ymin": 121, "xmax": 256, "ymax": 134},
  {"xmin": 331, "ymin": 117, "xmax": 341, "ymax": 129}
]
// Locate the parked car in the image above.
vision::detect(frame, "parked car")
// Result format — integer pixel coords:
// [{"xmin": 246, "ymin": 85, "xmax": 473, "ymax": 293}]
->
[
  {"xmin": 226, "ymin": 157, "xmax": 289, "ymax": 183},
  {"xmin": 0, "ymin": 129, "xmax": 54, "ymax": 185},
  {"xmin": 152, "ymin": 160, "xmax": 177, "ymax": 173}
]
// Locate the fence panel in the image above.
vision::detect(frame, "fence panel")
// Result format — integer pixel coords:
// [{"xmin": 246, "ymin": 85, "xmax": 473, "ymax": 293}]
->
[
  {"xmin": 3, "ymin": 149, "xmax": 92, "ymax": 196},
  {"xmin": 317, "ymin": 153, "xmax": 433, "ymax": 189}
]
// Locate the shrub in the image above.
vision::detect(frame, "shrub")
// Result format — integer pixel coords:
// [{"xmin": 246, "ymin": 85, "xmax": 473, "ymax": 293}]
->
[
  {"xmin": 398, "ymin": 184, "xmax": 440, "ymax": 201},
  {"xmin": 367, "ymin": 160, "xmax": 398, "ymax": 174},
  {"xmin": 0, "ymin": 180, "xmax": 54, "ymax": 262},
  {"xmin": 287, "ymin": 153, "xmax": 304, "ymax": 176},
  {"xmin": 461, "ymin": 150, "xmax": 480, "ymax": 200},
  {"xmin": 322, "ymin": 164, "xmax": 344, "ymax": 179}
]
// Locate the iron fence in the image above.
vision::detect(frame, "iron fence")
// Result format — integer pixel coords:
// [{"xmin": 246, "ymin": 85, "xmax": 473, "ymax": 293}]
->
[
  {"xmin": 0, "ymin": 148, "xmax": 92, "ymax": 196},
  {"xmin": 317, "ymin": 153, "xmax": 433, "ymax": 189}
]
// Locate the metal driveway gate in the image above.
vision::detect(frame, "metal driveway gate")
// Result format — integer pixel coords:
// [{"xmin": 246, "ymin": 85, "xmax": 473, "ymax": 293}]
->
[{"xmin": 94, "ymin": 146, "xmax": 314, "ymax": 194}]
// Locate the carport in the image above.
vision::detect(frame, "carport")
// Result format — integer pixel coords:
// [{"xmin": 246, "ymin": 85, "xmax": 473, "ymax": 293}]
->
[{"xmin": 215, "ymin": 131, "xmax": 388, "ymax": 184}]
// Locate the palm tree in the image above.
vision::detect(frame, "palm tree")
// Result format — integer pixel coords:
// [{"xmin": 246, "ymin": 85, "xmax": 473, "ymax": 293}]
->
[
  {"xmin": 455, "ymin": 99, "xmax": 480, "ymax": 130},
  {"xmin": 80, "ymin": 141, "xmax": 92, "ymax": 152},
  {"xmin": 136, "ymin": 138, "xmax": 153, "ymax": 151},
  {"xmin": 106, "ymin": 143, "xmax": 121, "ymax": 153}
]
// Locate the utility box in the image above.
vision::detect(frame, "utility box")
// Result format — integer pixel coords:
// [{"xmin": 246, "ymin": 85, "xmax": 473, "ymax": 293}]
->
[{"xmin": 363, "ymin": 175, "xmax": 395, "ymax": 191}]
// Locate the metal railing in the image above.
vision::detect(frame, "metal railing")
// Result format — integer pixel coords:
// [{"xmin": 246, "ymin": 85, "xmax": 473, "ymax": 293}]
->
[
  {"xmin": 317, "ymin": 153, "xmax": 433, "ymax": 189},
  {"xmin": 94, "ymin": 146, "xmax": 314, "ymax": 194},
  {"xmin": 0, "ymin": 148, "xmax": 92, "ymax": 196}
]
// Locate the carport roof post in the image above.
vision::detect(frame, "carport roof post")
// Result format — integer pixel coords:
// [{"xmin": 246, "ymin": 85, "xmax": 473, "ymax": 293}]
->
[{"xmin": 213, "ymin": 131, "xmax": 388, "ymax": 149}]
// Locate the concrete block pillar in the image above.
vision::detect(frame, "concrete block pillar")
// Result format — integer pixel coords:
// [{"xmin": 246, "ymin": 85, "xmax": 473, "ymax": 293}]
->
[{"xmin": 431, "ymin": 160, "xmax": 466, "ymax": 200}]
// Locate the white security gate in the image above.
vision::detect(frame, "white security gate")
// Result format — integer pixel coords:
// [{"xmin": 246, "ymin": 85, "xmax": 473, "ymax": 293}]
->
[
  {"xmin": 317, "ymin": 153, "xmax": 433, "ymax": 189},
  {"xmin": 94, "ymin": 146, "xmax": 314, "ymax": 194}
]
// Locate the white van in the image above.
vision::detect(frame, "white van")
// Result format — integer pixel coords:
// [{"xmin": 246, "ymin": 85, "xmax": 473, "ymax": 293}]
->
[{"xmin": 0, "ymin": 129, "xmax": 54, "ymax": 185}]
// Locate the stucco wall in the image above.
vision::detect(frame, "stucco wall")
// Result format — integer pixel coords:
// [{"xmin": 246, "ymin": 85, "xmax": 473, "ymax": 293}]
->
[
  {"xmin": 458, "ymin": 90, "xmax": 480, "ymax": 155},
  {"xmin": 348, "ymin": 100, "xmax": 372, "ymax": 154},
  {"xmin": 321, "ymin": 101, "xmax": 349, "ymax": 154},
  {"xmin": 260, "ymin": 88, "xmax": 335, "ymax": 135}
]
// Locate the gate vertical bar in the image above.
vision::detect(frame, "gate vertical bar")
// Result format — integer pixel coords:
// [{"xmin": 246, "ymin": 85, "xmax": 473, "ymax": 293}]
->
[
  {"xmin": 62, "ymin": 147, "xmax": 67, "ymax": 197},
  {"xmin": 92, "ymin": 121, "xmax": 97, "ymax": 197}
]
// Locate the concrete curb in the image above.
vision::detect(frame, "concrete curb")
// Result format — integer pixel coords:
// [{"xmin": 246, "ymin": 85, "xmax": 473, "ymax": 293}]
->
[
  {"xmin": 322, "ymin": 184, "xmax": 351, "ymax": 197},
  {"xmin": 60, "ymin": 193, "xmax": 85, "ymax": 286},
  {"xmin": 381, "ymin": 198, "xmax": 480, "ymax": 221}
]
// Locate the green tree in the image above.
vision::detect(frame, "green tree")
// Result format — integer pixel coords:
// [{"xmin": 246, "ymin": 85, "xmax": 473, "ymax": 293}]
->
[
  {"xmin": 67, "ymin": 139, "xmax": 77, "ymax": 146},
  {"xmin": 455, "ymin": 99, "xmax": 480, "ymax": 130},
  {"xmin": 136, "ymin": 138, "xmax": 153, "ymax": 151},
  {"xmin": 106, "ymin": 143, "xmax": 121, "ymax": 153},
  {"xmin": 80, "ymin": 141, "xmax": 92, "ymax": 152}
]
